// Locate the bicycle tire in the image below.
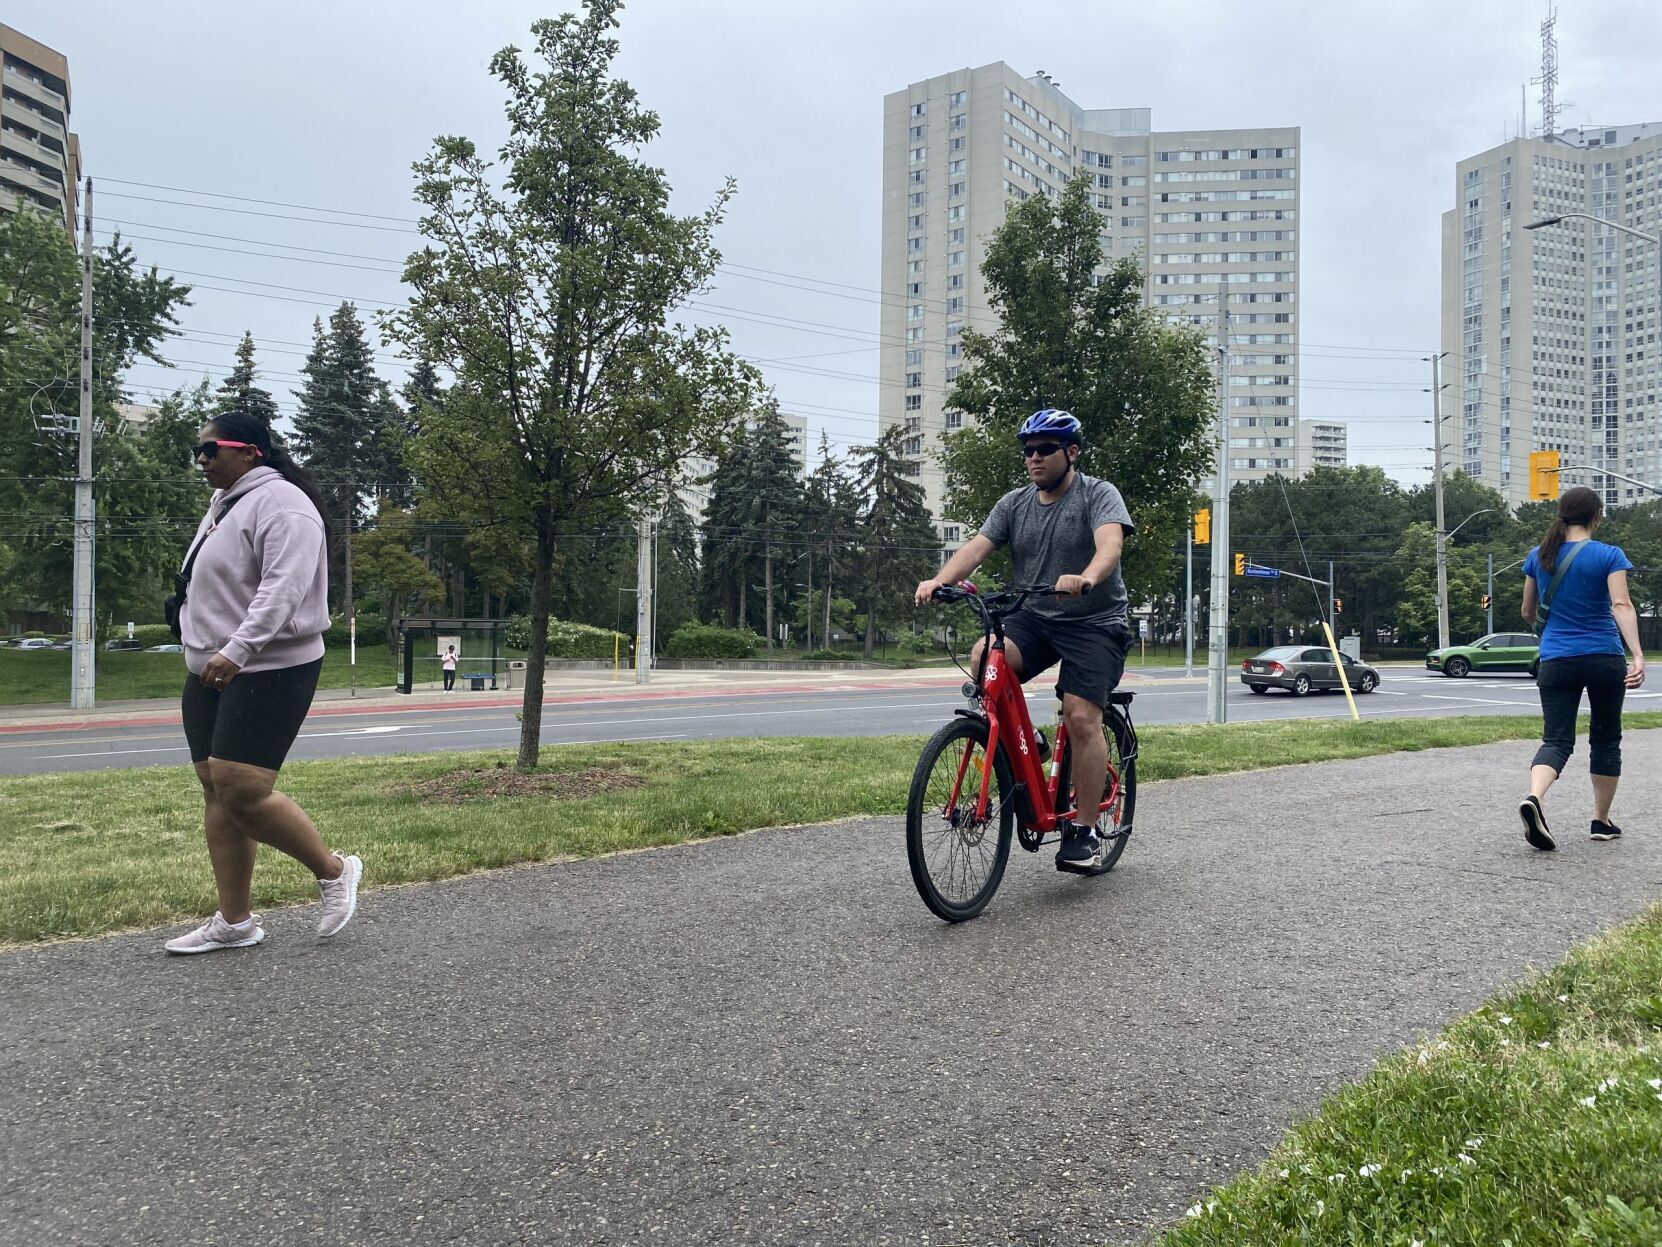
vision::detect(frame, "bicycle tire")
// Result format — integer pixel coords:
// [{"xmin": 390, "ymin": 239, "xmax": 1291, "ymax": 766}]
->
[
  {"xmin": 1060, "ymin": 708, "xmax": 1137, "ymax": 874},
  {"xmin": 906, "ymin": 717, "xmax": 1015, "ymax": 922}
]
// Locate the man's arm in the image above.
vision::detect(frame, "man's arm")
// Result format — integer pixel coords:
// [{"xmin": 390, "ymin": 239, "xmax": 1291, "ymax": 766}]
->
[
  {"xmin": 1056, "ymin": 523, "xmax": 1125, "ymax": 596},
  {"xmin": 915, "ymin": 533, "xmax": 998, "ymax": 606}
]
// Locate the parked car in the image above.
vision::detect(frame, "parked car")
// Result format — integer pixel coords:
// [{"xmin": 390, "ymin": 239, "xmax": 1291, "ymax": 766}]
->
[
  {"xmin": 105, "ymin": 638, "xmax": 145, "ymax": 651},
  {"xmin": 13, "ymin": 637, "xmax": 54, "ymax": 650},
  {"xmin": 1241, "ymin": 645, "xmax": 1381, "ymax": 696},
  {"xmin": 145, "ymin": 644, "xmax": 184, "ymax": 653},
  {"xmin": 1425, "ymin": 632, "xmax": 1539, "ymax": 679}
]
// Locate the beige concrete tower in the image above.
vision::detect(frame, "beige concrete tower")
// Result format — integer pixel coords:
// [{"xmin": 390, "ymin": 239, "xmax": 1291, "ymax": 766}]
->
[
  {"xmin": 881, "ymin": 62, "xmax": 1299, "ymax": 540},
  {"xmin": 0, "ymin": 23, "xmax": 79, "ymax": 233}
]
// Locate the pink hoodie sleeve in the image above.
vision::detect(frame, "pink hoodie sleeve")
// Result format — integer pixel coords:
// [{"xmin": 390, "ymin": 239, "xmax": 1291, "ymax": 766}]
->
[{"xmin": 219, "ymin": 505, "xmax": 326, "ymax": 669}]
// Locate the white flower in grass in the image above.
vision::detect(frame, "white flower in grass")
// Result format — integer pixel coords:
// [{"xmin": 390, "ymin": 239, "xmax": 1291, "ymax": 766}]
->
[
  {"xmin": 1327, "ymin": 1172, "xmax": 1346, "ymax": 1185},
  {"xmin": 1399, "ymin": 1169, "xmax": 1415, "ymax": 1183},
  {"xmin": 1556, "ymin": 993, "xmax": 1570, "ymax": 1002},
  {"xmin": 1457, "ymin": 1153, "xmax": 1475, "ymax": 1165},
  {"xmin": 1437, "ymin": 1040, "xmax": 1451, "ymax": 1050},
  {"xmin": 1359, "ymin": 1163, "xmax": 1383, "ymax": 1178},
  {"xmin": 1411, "ymin": 1238, "xmax": 1426, "ymax": 1247},
  {"xmin": 1417, "ymin": 1048, "xmax": 1431, "ymax": 1065},
  {"xmin": 1647, "ymin": 1078, "xmax": 1661, "ymax": 1090},
  {"xmin": 1463, "ymin": 1137, "xmax": 1483, "ymax": 1149},
  {"xmin": 1278, "ymin": 1169, "xmax": 1290, "ymax": 1179},
  {"xmin": 1185, "ymin": 1204, "xmax": 1202, "ymax": 1218},
  {"xmin": 1578, "ymin": 1095, "xmax": 1597, "ymax": 1108},
  {"xmin": 1597, "ymin": 1076, "xmax": 1619, "ymax": 1093},
  {"xmin": 1499, "ymin": 1015, "xmax": 1513, "ymax": 1026},
  {"xmin": 1537, "ymin": 1041, "xmax": 1552, "ymax": 1049},
  {"xmin": 1315, "ymin": 1199, "xmax": 1325, "ymax": 1216}
]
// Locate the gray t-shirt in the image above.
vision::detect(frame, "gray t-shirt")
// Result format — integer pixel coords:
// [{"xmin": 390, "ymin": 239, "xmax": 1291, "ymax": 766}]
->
[{"xmin": 978, "ymin": 471, "xmax": 1135, "ymax": 622}]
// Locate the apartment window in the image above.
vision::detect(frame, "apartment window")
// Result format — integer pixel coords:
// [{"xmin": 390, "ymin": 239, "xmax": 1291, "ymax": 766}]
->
[
  {"xmin": 948, "ymin": 250, "xmax": 965, "ymax": 267},
  {"xmin": 908, "ymin": 124, "xmax": 926, "ymax": 142},
  {"xmin": 907, "ymin": 303, "xmax": 925, "ymax": 321},
  {"xmin": 949, "ymin": 136, "xmax": 966, "ymax": 153},
  {"xmin": 911, "ymin": 147, "xmax": 926, "ymax": 165},
  {"xmin": 948, "ymin": 227, "xmax": 966, "ymax": 244},
  {"xmin": 945, "ymin": 365, "xmax": 961, "ymax": 381},
  {"xmin": 945, "ymin": 410, "xmax": 964, "ymax": 429},
  {"xmin": 949, "ymin": 90, "xmax": 967, "ymax": 107},
  {"xmin": 910, "ymin": 170, "xmax": 925, "ymax": 186},
  {"xmin": 1120, "ymin": 195, "xmax": 1145, "ymax": 208},
  {"xmin": 907, "ymin": 281, "xmax": 923, "ymax": 297},
  {"xmin": 946, "ymin": 319, "xmax": 964, "ymax": 339},
  {"xmin": 905, "ymin": 394, "xmax": 923, "ymax": 410},
  {"xmin": 907, "ymin": 259, "xmax": 924, "ymax": 275},
  {"xmin": 1121, "ymin": 216, "xmax": 1145, "ymax": 227},
  {"xmin": 907, "ymin": 327, "xmax": 924, "ymax": 342},
  {"xmin": 1121, "ymin": 154, "xmax": 1147, "ymax": 166},
  {"xmin": 908, "ymin": 213, "xmax": 924, "ymax": 231},
  {"xmin": 950, "ymin": 113, "xmax": 966, "ymax": 132},
  {"xmin": 910, "ymin": 102, "xmax": 927, "ymax": 117},
  {"xmin": 906, "ymin": 348, "xmax": 923, "ymax": 365},
  {"xmin": 946, "ymin": 296, "xmax": 964, "ymax": 313},
  {"xmin": 906, "ymin": 371, "xmax": 922, "ymax": 387},
  {"xmin": 950, "ymin": 181, "xmax": 965, "ymax": 198},
  {"xmin": 948, "ymin": 273, "xmax": 964, "ymax": 289},
  {"xmin": 947, "ymin": 205, "xmax": 965, "ymax": 222},
  {"xmin": 948, "ymin": 159, "xmax": 965, "ymax": 175},
  {"xmin": 907, "ymin": 237, "xmax": 924, "ymax": 253},
  {"xmin": 1121, "ymin": 175, "xmax": 1146, "ymax": 187}
]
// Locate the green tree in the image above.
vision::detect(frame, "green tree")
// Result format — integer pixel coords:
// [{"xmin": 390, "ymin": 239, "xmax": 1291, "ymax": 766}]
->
[
  {"xmin": 851, "ymin": 427, "xmax": 940, "ymax": 658},
  {"xmin": 1395, "ymin": 522, "xmax": 1488, "ymax": 645},
  {"xmin": 940, "ymin": 174, "xmax": 1216, "ymax": 601},
  {"xmin": 654, "ymin": 492, "xmax": 701, "ymax": 645},
  {"xmin": 0, "ymin": 212, "xmax": 192, "ymax": 625},
  {"xmin": 213, "ymin": 331, "xmax": 280, "ymax": 430},
  {"xmin": 383, "ymin": 3, "xmax": 759, "ymax": 767},
  {"xmin": 355, "ymin": 502, "xmax": 446, "ymax": 653},
  {"xmin": 802, "ymin": 433, "xmax": 861, "ymax": 651}
]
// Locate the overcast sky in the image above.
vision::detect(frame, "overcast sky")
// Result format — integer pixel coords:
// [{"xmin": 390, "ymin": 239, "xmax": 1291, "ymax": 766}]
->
[{"xmin": 14, "ymin": 0, "xmax": 1662, "ymax": 481}]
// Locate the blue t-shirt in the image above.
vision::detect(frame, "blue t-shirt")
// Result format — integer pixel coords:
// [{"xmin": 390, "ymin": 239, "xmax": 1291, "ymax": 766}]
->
[{"xmin": 1522, "ymin": 539, "xmax": 1633, "ymax": 660}]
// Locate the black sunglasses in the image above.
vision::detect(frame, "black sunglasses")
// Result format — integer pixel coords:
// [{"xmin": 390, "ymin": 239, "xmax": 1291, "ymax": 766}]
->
[{"xmin": 1021, "ymin": 442, "xmax": 1065, "ymax": 459}]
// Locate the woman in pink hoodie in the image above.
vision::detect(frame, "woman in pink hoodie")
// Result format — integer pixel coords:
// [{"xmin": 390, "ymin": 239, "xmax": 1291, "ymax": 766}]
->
[{"xmin": 164, "ymin": 412, "xmax": 363, "ymax": 955}]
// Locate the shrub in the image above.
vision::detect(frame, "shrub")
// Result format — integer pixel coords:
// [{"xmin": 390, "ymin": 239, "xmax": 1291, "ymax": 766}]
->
[
  {"xmin": 663, "ymin": 623, "xmax": 761, "ymax": 660},
  {"xmin": 323, "ymin": 613, "xmax": 387, "ymax": 647},
  {"xmin": 502, "ymin": 615, "xmax": 626, "ymax": 659},
  {"xmin": 801, "ymin": 649, "xmax": 856, "ymax": 662},
  {"xmin": 126, "ymin": 624, "xmax": 177, "ymax": 648}
]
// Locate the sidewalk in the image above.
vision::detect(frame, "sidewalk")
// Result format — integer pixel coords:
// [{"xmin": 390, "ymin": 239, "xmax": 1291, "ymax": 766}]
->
[{"xmin": 3, "ymin": 734, "xmax": 1660, "ymax": 1245}]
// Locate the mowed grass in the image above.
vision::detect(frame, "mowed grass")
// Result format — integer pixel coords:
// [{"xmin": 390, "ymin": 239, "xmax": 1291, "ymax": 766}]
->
[
  {"xmin": 0, "ymin": 644, "xmax": 407, "ymax": 704},
  {"xmin": 1156, "ymin": 901, "xmax": 1662, "ymax": 1245},
  {"xmin": 3, "ymin": 713, "xmax": 1660, "ymax": 948}
]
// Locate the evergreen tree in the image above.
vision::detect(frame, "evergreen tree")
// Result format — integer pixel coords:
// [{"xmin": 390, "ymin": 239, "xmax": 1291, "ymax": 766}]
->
[
  {"xmin": 851, "ymin": 427, "xmax": 940, "ymax": 657},
  {"xmin": 745, "ymin": 404, "xmax": 808, "ymax": 650},
  {"xmin": 655, "ymin": 492, "xmax": 701, "ymax": 644},
  {"xmin": 803, "ymin": 433, "xmax": 860, "ymax": 649},
  {"xmin": 212, "ymin": 331, "xmax": 280, "ymax": 430}
]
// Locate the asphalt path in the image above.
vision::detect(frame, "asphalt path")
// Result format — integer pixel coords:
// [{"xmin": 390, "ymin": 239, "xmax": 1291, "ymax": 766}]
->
[
  {"xmin": 4, "ymin": 735, "xmax": 1661, "ymax": 1245},
  {"xmin": 4, "ymin": 668, "xmax": 1662, "ymax": 776}
]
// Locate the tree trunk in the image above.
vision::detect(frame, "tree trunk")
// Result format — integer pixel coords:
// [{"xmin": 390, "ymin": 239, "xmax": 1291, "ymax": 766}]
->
[
  {"xmin": 737, "ymin": 577, "xmax": 748, "ymax": 631},
  {"xmin": 763, "ymin": 543, "xmax": 775, "ymax": 652},
  {"xmin": 805, "ymin": 547, "xmax": 814, "ymax": 651},
  {"xmin": 517, "ymin": 510, "xmax": 557, "ymax": 770},
  {"xmin": 862, "ymin": 606, "xmax": 877, "ymax": 659},
  {"xmin": 824, "ymin": 550, "xmax": 833, "ymax": 648}
]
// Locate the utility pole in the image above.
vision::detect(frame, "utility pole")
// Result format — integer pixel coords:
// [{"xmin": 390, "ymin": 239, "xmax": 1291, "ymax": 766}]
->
[
  {"xmin": 1206, "ymin": 287, "xmax": 1231, "ymax": 724},
  {"xmin": 634, "ymin": 512, "xmax": 653, "ymax": 684},
  {"xmin": 70, "ymin": 177, "xmax": 96, "ymax": 710},
  {"xmin": 343, "ymin": 481, "xmax": 356, "ymax": 697},
  {"xmin": 1487, "ymin": 552, "xmax": 1495, "ymax": 633},
  {"xmin": 1328, "ymin": 559, "xmax": 1335, "ymax": 624},
  {"xmin": 1430, "ymin": 352, "xmax": 1451, "ymax": 651},
  {"xmin": 1183, "ymin": 525, "xmax": 1193, "ymax": 679}
]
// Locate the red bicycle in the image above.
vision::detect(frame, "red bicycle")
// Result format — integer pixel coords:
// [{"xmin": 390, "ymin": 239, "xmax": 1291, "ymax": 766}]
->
[{"xmin": 906, "ymin": 583, "xmax": 1138, "ymax": 922}]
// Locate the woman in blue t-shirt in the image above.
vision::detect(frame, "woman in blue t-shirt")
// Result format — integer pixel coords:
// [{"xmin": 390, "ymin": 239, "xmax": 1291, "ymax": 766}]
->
[{"xmin": 1518, "ymin": 486, "xmax": 1646, "ymax": 851}]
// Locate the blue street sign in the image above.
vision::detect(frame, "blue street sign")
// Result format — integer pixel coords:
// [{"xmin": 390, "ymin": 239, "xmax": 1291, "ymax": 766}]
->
[{"xmin": 1244, "ymin": 565, "xmax": 1281, "ymax": 579}]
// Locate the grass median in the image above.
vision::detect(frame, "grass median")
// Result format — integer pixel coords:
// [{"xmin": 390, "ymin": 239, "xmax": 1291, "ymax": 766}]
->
[
  {"xmin": 1155, "ymin": 900, "xmax": 1662, "ymax": 1245},
  {"xmin": 3, "ymin": 712, "xmax": 1660, "ymax": 948}
]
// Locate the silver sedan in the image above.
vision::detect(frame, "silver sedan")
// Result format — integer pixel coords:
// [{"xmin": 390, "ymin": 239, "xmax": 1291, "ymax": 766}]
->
[{"xmin": 1240, "ymin": 646, "xmax": 1380, "ymax": 696}]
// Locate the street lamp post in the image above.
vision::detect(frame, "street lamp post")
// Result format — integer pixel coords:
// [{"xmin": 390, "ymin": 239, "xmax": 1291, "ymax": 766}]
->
[{"xmin": 1435, "ymin": 507, "xmax": 1497, "ymax": 649}]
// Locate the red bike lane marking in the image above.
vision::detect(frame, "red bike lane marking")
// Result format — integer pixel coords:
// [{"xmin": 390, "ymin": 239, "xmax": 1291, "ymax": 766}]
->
[{"xmin": 0, "ymin": 677, "xmax": 971, "ymax": 737}]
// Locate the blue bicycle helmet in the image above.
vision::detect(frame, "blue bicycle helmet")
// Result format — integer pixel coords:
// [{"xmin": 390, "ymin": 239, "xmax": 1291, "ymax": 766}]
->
[{"xmin": 1016, "ymin": 408, "xmax": 1082, "ymax": 445}]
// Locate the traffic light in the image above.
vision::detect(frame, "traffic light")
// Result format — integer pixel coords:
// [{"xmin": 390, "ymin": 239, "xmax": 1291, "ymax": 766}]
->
[
  {"xmin": 1481, "ymin": 594, "xmax": 1492, "ymax": 610},
  {"xmin": 1334, "ymin": 597, "xmax": 1343, "ymax": 613},
  {"xmin": 1194, "ymin": 507, "xmax": 1211, "ymax": 544},
  {"xmin": 1528, "ymin": 449, "xmax": 1561, "ymax": 501},
  {"xmin": 1233, "ymin": 552, "xmax": 1245, "ymax": 576}
]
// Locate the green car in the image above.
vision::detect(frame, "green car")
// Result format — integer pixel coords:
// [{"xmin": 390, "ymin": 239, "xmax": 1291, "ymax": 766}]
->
[{"xmin": 1425, "ymin": 632, "xmax": 1540, "ymax": 679}]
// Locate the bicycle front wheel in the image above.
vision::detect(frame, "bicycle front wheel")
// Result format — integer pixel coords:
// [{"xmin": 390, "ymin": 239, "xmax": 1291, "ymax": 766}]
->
[{"xmin": 906, "ymin": 718, "xmax": 1015, "ymax": 922}]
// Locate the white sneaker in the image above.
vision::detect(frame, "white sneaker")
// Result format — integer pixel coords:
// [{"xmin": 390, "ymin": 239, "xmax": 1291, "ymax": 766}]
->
[
  {"xmin": 164, "ymin": 911, "xmax": 266, "ymax": 955},
  {"xmin": 316, "ymin": 852, "xmax": 362, "ymax": 937}
]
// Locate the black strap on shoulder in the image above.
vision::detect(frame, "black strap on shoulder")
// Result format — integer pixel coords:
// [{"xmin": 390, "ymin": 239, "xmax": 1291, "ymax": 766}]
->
[{"xmin": 177, "ymin": 491, "xmax": 247, "ymax": 589}]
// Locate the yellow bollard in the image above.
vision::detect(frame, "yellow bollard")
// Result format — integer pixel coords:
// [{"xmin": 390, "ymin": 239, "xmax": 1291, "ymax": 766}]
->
[{"xmin": 1322, "ymin": 621, "xmax": 1359, "ymax": 721}]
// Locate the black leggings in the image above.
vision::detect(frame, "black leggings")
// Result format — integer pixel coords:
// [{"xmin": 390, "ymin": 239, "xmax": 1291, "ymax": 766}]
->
[
  {"xmin": 181, "ymin": 658, "xmax": 323, "ymax": 772},
  {"xmin": 1532, "ymin": 653, "xmax": 1627, "ymax": 776}
]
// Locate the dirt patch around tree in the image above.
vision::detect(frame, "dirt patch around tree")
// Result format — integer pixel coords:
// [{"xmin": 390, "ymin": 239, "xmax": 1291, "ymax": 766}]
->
[{"xmin": 403, "ymin": 766, "xmax": 647, "ymax": 804}]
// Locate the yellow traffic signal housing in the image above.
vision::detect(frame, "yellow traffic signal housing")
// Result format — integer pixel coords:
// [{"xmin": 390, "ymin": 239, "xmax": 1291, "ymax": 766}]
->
[
  {"xmin": 1233, "ymin": 552, "xmax": 1245, "ymax": 576},
  {"xmin": 1194, "ymin": 508, "xmax": 1211, "ymax": 544},
  {"xmin": 1481, "ymin": 594, "xmax": 1492, "ymax": 610},
  {"xmin": 1528, "ymin": 450, "xmax": 1561, "ymax": 501},
  {"xmin": 1334, "ymin": 597, "xmax": 1343, "ymax": 613}
]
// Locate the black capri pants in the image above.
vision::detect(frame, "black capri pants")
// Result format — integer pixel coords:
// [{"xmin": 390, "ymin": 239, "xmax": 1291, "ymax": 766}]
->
[
  {"xmin": 181, "ymin": 658, "xmax": 323, "ymax": 772},
  {"xmin": 1532, "ymin": 653, "xmax": 1627, "ymax": 777}
]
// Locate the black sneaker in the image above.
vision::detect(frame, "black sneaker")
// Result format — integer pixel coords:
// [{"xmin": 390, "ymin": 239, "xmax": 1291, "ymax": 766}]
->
[
  {"xmin": 1590, "ymin": 820, "xmax": 1623, "ymax": 842},
  {"xmin": 1520, "ymin": 796, "xmax": 1555, "ymax": 851},
  {"xmin": 1056, "ymin": 822, "xmax": 1102, "ymax": 871}
]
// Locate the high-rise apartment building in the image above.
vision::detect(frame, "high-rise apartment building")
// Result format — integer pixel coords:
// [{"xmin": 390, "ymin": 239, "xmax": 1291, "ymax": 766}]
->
[
  {"xmin": 0, "ymin": 23, "xmax": 79, "ymax": 233},
  {"xmin": 881, "ymin": 62, "xmax": 1300, "ymax": 540},
  {"xmin": 1441, "ymin": 122, "xmax": 1662, "ymax": 509},
  {"xmin": 1297, "ymin": 419, "xmax": 1348, "ymax": 471}
]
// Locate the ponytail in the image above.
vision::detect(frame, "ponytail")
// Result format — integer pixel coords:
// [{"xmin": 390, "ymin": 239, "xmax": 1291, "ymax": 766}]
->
[
  {"xmin": 1539, "ymin": 485, "xmax": 1602, "ymax": 573},
  {"xmin": 205, "ymin": 411, "xmax": 330, "ymax": 524}
]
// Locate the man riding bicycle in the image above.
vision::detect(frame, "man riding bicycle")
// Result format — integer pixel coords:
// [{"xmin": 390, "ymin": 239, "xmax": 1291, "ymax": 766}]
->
[{"xmin": 915, "ymin": 409, "xmax": 1135, "ymax": 871}]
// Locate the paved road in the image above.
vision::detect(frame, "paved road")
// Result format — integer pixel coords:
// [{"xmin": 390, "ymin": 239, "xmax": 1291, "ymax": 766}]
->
[
  {"xmin": 4, "ymin": 735, "xmax": 1661, "ymax": 1245},
  {"xmin": 7, "ymin": 667, "xmax": 1660, "ymax": 776}
]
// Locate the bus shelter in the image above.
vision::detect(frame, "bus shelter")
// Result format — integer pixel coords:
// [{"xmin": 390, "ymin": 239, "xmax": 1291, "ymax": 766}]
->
[{"xmin": 395, "ymin": 618, "xmax": 512, "ymax": 694}]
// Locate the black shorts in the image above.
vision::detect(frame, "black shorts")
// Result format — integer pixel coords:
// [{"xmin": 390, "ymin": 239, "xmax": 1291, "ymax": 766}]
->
[
  {"xmin": 181, "ymin": 658, "xmax": 323, "ymax": 771},
  {"xmin": 1000, "ymin": 611, "xmax": 1131, "ymax": 709}
]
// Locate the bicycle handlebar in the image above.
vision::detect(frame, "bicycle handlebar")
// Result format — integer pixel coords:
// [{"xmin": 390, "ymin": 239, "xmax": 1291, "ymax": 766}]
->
[{"xmin": 930, "ymin": 582, "xmax": 1062, "ymax": 631}]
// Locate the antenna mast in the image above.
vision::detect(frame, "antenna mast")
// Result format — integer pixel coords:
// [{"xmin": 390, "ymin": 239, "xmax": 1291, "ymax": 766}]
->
[{"xmin": 1538, "ymin": 7, "xmax": 1560, "ymax": 138}]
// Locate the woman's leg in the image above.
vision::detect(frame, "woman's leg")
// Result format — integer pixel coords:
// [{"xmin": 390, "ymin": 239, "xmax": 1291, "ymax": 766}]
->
[
  {"xmin": 1586, "ymin": 655, "xmax": 1627, "ymax": 822},
  {"xmin": 1530, "ymin": 659, "xmax": 1582, "ymax": 800},
  {"xmin": 207, "ymin": 757, "xmax": 341, "ymax": 880},
  {"xmin": 195, "ymin": 760, "xmax": 259, "ymax": 923}
]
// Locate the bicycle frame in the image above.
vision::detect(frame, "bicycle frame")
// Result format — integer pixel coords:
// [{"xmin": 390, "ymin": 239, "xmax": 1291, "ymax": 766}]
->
[{"xmin": 944, "ymin": 587, "xmax": 1123, "ymax": 837}]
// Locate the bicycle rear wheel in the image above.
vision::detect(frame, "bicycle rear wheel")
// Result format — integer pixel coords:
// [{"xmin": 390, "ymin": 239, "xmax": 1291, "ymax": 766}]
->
[
  {"xmin": 1067, "ymin": 708, "xmax": 1137, "ymax": 874},
  {"xmin": 906, "ymin": 718, "xmax": 1015, "ymax": 922}
]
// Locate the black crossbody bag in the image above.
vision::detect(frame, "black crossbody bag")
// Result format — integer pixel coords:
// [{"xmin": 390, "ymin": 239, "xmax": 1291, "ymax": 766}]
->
[
  {"xmin": 164, "ymin": 493, "xmax": 246, "ymax": 639},
  {"xmin": 1531, "ymin": 540, "xmax": 1587, "ymax": 638}
]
